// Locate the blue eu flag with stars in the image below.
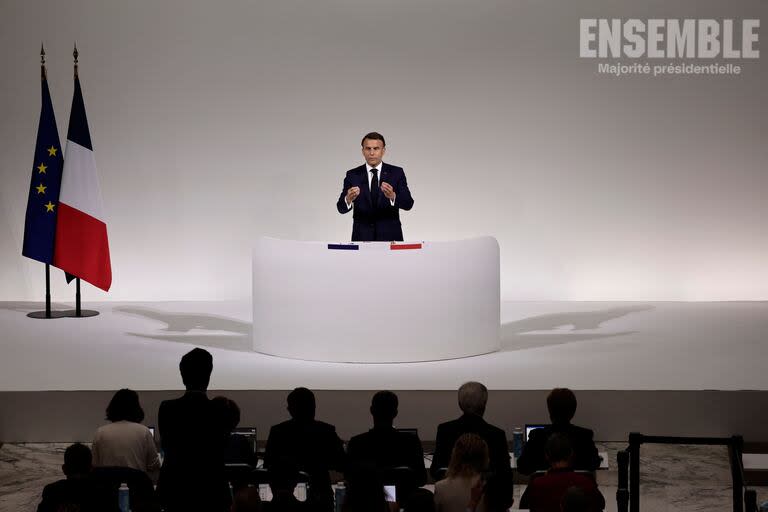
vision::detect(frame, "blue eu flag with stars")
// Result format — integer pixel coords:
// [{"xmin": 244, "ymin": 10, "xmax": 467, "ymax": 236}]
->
[{"xmin": 22, "ymin": 71, "xmax": 64, "ymax": 264}]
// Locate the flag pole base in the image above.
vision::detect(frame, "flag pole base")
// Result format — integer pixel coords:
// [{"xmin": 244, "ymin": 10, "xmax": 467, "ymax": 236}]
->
[
  {"xmin": 26, "ymin": 310, "xmax": 69, "ymax": 319},
  {"xmin": 62, "ymin": 309, "xmax": 100, "ymax": 318}
]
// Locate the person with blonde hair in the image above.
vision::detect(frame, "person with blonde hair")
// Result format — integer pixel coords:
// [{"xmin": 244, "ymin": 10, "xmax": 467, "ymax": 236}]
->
[{"xmin": 434, "ymin": 434, "xmax": 489, "ymax": 512}]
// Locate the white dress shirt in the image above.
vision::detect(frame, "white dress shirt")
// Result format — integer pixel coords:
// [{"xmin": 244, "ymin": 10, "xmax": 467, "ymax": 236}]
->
[{"xmin": 345, "ymin": 163, "xmax": 396, "ymax": 210}]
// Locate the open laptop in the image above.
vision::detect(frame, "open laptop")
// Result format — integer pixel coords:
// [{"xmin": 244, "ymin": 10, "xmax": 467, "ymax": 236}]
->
[
  {"xmin": 525, "ymin": 424, "xmax": 550, "ymax": 442},
  {"xmin": 232, "ymin": 427, "xmax": 258, "ymax": 456}
]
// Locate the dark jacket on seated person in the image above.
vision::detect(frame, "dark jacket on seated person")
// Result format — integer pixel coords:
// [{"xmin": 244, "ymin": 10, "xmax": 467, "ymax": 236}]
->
[
  {"xmin": 37, "ymin": 477, "xmax": 117, "ymax": 512},
  {"xmin": 430, "ymin": 413, "xmax": 511, "ymax": 479},
  {"xmin": 516, "ymin": 424, "xmax": 600, "ymax": 475},
  {"xmin": 347, "ymin": 426, "xmax": 427, "ymax": 486},
  {"xmin": 264, "ymin": 419, "xmax": 345, "ymax": 508},
  {"xmin": 519, "ymin": 467, "xmax": 605, "ymax": 512}
]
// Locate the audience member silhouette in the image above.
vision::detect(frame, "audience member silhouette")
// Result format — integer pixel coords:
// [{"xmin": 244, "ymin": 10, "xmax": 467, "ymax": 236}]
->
[
  {"xmin": 342, "ymin": 462, "xmax": 390, "ymax": 512},
  {"xmin": 430, "ymin": 382, "xmax": 510, "ymax": 479},
  {"xmin": 264, "ymin": 387, "xmax": 345, "ymax": 512},
  {"xmin": 231, "ymin": 486, "xmax": 263, "ymax": 512},
  {"xmin": 157, "ymin": 347, "xmax": 231, "ymax": 512},
  {"xmin": 347, "ymin": 390, "xmax": 427, "ymax": 496},
  {"xmin": 516, "ymin": 388, "xmax": 601, "ymax": 475},
  {"xmin": 519, "ymin": 434, "xmax": 604, "ymax": 512},
  {"xmin": 434, "ymin": 433, "xmax": 489, "ymax": 512},
  {"xmin": 92, "ymin": 388, "xmax": 160, "ymax": 478},
  {"xmin": 37, "ymin": 443, "xmax": 115, "ymax": 512},
  {"xmin": 264, "ymin": 458, "xmax": 312, "ymax": 512}
]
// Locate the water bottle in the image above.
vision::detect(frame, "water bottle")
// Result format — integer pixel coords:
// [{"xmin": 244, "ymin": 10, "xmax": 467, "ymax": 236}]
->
[
  {"xmin": 512, "ymin": 427, "xmax": 524, "ymax": 459},
  {"xmin": 334, "ymin": 482, "xmax": 346, "ymax": 512},
  {"xmin": 118, "ymin": 482, "xmax": 130, "ymax": 512}
]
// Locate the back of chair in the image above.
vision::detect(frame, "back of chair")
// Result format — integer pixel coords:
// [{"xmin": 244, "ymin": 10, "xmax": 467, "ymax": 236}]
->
[{"xmin": 91, "ymin": 466, "xmax": 156, "ymax": 510}]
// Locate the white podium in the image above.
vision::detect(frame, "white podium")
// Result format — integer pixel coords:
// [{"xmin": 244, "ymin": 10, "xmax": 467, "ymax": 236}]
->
[{"xmin": 252, "ymin": 236, "xmax": 500, "ymax": 363}]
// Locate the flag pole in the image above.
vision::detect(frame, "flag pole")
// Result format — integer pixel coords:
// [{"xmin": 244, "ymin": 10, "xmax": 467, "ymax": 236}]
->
[
  {"xmin": 73, "ymin": 44, "xmax": 81, "ymax": 319},
  {"xmin": 65, "ymin": 44, "xmax": 99, "ymax": 319},
  {"xmin": 27, "ymin": 45, "xmax": 61, "ymax": 319},
  {"xmin": 43, "ymin": 46, "xmax": 51, "ymax": 320},
  {"xmin": 76, "ymin": 278, "xmax": 81, "ymax": 317}
]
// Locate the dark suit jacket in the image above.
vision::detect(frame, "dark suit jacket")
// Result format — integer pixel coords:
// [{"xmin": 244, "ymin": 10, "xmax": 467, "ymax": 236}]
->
[
  {"xmin": 430, "ymin": 414, "xmax": 511, "ymax": 479},
  {"xmin": 37, "ymin": 477, "xmax": 116, "ymax": 512},
  {"xmin": 515, "ymin": 423, "xmax": 601, "ymax": 475},
  {"xmin": 264, "ymin": 419, "xmax": 346, "ymax": 508},
  {"xmin": 346, "ymin": 427, "xmax": 427, "ymax": 487},
  {"xmin": 336, "ymin": 163, "xmax": 414, "ymax": 241},
  {"xmin": 157, "ymin": 391, "xmax": 230, "ymax": 512}
]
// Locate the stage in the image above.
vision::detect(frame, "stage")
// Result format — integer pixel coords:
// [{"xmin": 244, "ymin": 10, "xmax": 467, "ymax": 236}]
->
[{"xmin": 0, "ymin": 300, "xmax": 766, "ymax": 443}]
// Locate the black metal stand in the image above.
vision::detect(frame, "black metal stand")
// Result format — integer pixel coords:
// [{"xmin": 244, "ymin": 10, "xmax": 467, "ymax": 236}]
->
[
  {"xmin": 63, "ymin": 278, "xmax": 99, "ymax": 318},
  {"xmin": 27, "ymin": 264, "xmax": 66, "ymax": 319}
]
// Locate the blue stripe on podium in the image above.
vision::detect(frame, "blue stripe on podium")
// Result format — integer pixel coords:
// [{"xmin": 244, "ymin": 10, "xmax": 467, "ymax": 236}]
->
[{"xmin": 327, "ymin": 244, "xmax": 359, "ymax": 250}]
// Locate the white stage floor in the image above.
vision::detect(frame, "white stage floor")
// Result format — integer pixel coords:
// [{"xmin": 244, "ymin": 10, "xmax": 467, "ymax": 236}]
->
[{"xmin": 0, "ymin": 300, "xmax": 766, "ymax": 392}]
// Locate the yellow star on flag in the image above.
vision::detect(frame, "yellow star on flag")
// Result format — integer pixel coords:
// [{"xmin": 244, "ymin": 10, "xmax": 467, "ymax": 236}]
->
[
  {"xmin": 44, "ymin": 201, "xmax": 55, "ymax": 212},
  {"xmin": 47, "ymin": 146, "xmax": 58, "ymax": 157},
  {"xmin": 36, "ymin": 183, "xmax": 47, "ymax": 194},
  {"xmin": 37, "ymin": 163, "xmax": 47, "ymax": 174}
]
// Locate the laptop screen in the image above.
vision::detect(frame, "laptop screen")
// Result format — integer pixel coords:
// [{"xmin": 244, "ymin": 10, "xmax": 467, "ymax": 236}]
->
[{"xmin": 525, "ymin": 424, "xmax": 549, "ymax": 441}]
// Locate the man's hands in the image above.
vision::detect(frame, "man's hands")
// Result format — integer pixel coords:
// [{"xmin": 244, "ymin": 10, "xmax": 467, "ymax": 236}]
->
[
  {"xmin": 381, "ymin": 182, "xmax": 396, "ymax": 201},
  {"xmin": 346, "ymin": 183, "xmax": 395, "ymax": 205},
  {"xmin": 345, "ymin": 186, "xmax": 361, "ymax": 204}
]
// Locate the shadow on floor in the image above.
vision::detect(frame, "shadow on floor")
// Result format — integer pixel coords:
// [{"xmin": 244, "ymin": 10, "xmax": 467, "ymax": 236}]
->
[
  {"xmin": 500, "ymin": 304, "xmax": 654, "ymax": 352},
  {"xmin": 114, "ymin": 305, "xmax": 253, "ymax": 353}
]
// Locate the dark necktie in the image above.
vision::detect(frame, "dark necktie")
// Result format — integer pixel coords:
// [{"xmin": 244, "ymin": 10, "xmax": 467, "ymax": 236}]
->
[{"xmin": 370, "ymin": 168, "xmax": 379, "ymax": 205}]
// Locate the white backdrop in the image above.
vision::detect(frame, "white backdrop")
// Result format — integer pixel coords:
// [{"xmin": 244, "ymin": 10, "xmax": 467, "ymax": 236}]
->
[{"xmin": 1, "ymin": 0, "xmax": 766, "ymax": 302}]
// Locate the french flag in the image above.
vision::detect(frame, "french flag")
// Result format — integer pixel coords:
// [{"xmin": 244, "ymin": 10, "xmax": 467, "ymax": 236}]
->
[{"xmin": 53, "ymin": 74, "xmax": 112, "ymax": 292}]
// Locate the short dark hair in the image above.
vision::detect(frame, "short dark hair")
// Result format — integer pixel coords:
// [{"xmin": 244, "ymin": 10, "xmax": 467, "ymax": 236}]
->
[
  {"xmin": 544, "ymin": 433, "xmax": 573, "ymax": 464},
  {"xmin": 287, "ymin": 387, "xmax": 315, "ymax": 421},
  {"xmin": 106, "ymin": 388, "xmax": 145, "ymax": 423},
  {"xmin": 547, "ymin": 388, "xmax": 577, "ymax": 424},
  {"xmin": 212, "ymin": 396, "xmax": 241, "ymax": 431},
  {"xmin": 361, "ymin": 132, "xmax": 386, "ymax": 147},
  {"xmin": 63, "ymin": 443, "xmax": 92, "ymax": 476},
  {"xmin": 370, "ymin": 390, "xmax": 398, "ymax": 423},
  {"xmin": 179, "ymin": 348, "xmax": 213, "ymax": 391}
]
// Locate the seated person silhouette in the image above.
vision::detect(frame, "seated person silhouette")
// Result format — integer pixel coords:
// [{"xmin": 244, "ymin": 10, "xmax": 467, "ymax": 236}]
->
[
  {"xmin": 264, "ymin": 387, "xmax": 345, "ymax": 512},
  {"xmin": 157, "ymin": 348, "xmax": 231, "ymax": 512},
  {"xmin": 519, "ymin": 434, "xmax": 604, "ymax": 512},
  {"xmin": 37, "ymin": 443, "xmax": 114, "ymax": 512},
  {"xmin": 430, "ymin": 382, "xmax": 510, "ymax": 480},
  {"xmin": 346, "ymin": 390, "xmax": 427, "ymax": 497},
  {"xmin": 516, "ymin": 388, "xmax": 600, "ymax": 475}
]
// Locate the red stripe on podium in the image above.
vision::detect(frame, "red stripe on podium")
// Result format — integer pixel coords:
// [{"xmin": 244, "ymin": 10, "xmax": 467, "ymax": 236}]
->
[{"xmin": 390, "ymin": 243, "xmax": 422, "ymax": 250}]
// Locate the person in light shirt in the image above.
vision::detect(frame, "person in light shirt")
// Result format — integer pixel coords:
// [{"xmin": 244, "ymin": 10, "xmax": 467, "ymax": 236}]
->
[{"xmin": 92, "ymin": 388, "xmax": 160, "ymax": 479}]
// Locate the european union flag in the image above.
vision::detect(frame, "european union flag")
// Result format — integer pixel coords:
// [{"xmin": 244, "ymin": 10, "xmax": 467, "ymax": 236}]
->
[{"xmin": 22, "ymin": 71, "xmax": 64, "ymax": 264}]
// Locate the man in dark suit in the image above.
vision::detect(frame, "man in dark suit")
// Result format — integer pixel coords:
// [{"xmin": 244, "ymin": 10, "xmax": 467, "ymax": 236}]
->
[
  {"xmin": 516, "ymin": 388, "xmax": 601, "ymax": 475},
  {"xmin": 157, "ymin": 348, "xmax": 230, "ymax": 512},
  {"xmin": 264, "ymin": 387, "xmax": 346, "ymax": 512},
  {"xmin": 336, "ymin": 132, "xmax": 414, "ymax": 241},
  {"xmin": 347, "ymin": 391, "xmax": 427, "ymax": 496},
  {"xmin": 430, "ymin": 381, "xmax": 511, "ymax": 480}
]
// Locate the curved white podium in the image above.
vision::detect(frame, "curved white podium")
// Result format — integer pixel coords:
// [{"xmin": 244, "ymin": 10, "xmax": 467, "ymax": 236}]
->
[{"xmin": 252, "ymin": 237, "xmax": 500, "ymax": 363}]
